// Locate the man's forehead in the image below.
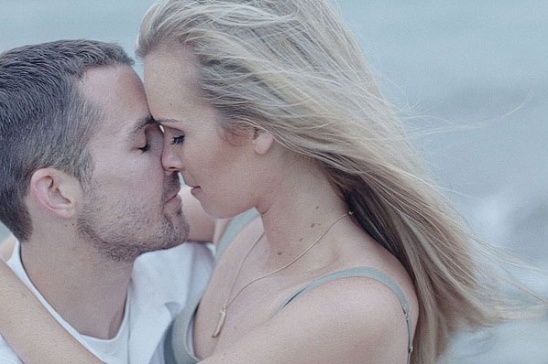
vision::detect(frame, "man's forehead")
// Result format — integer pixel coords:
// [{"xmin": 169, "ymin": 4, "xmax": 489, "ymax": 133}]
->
[
  {"xmin": 79, "ymin": 65, "xmax": 153, "ymax": 141},
  {"xmin": 79, "ymin": 65, "xmax": 140, "ymax": 100}
]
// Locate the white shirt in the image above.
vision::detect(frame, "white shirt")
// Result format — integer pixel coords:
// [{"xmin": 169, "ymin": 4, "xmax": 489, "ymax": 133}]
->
[{"xmin": 0, "ymin": 240, "xmax": 213, "ymax": 364}]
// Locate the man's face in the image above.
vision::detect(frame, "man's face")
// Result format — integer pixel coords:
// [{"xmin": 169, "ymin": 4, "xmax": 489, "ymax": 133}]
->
[{"xmin": 76, "ymin": 66, "xmax": 188, "ymax": 262}]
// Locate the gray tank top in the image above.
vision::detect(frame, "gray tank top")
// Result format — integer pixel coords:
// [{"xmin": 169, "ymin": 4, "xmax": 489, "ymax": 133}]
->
[{"xmin": 164, "ymin": 209, "xmax": 413, "ymax": 364}]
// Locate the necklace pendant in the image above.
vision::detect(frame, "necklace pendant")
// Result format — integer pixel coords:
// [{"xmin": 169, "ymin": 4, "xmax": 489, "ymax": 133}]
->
[{"xmin": 212, "ymin": 305, "xmax": 227, "ymax": 338}]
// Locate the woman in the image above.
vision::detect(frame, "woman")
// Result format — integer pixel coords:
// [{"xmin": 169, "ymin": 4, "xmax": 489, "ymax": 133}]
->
[{"xmin": 0, "ymin": 0, "xmax": 538, "ymax": 363}]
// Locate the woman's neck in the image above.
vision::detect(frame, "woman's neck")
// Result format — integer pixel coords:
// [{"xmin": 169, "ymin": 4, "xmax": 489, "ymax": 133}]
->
[{"xmin": 254, "ymin": 158, "xmax": 349, "ymax": 266}]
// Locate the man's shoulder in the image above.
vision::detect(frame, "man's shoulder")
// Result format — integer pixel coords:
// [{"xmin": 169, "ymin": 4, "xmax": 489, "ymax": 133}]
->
[
  {"xmin": 126, "ymin": 243, "xmax": 214, "ymax": 363},
  {"xmin": 0, "ymin": 335, "xmax": 23, "ymax": 364},
  {"xmin": 135, "ymin": 241, "xmax": 214, "ymax": 277},
  {"xmin": 130, "ymin": 242, "xmax": 214, "ymax": 309}
]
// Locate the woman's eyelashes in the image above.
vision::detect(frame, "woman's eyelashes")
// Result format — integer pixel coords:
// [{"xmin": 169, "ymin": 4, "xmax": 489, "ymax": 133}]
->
[
  {"xmin": 161, "ymin": 125, "xmax": 185, "ymax": 145},
  {"xmin": 171, "ymin": 135, "xmax": 185, "ymax": 145}
]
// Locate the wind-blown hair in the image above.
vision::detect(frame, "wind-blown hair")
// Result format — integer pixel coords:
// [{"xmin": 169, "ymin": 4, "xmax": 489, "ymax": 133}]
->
[
  {"xmin": 0, "ymin": 40, "xmax": 134, "ymax": 241},
  {"xmin": 137, "ymin": 1, "xmax": 521, "ymax": 362}
]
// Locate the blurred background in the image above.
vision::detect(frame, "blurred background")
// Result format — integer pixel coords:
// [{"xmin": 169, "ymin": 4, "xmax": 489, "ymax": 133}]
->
[{"xmin": 0, "ymin": 0, "xmax": 547, "ymax": 362}]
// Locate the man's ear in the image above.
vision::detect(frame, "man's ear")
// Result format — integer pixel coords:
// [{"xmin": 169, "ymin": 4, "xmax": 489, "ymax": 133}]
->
[
  {"xmin": 29, "ymin": 168, "xmax": 82, "ymax": 218},
  {"xmin": 252, "ymin": 128, "xmax": 275, "ymax": 155}
]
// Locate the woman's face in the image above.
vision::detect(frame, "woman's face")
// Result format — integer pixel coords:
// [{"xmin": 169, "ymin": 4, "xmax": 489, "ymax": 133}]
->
[{"xmin": 143, "ymin": 46, "xmax": 258, "ymax": 218}]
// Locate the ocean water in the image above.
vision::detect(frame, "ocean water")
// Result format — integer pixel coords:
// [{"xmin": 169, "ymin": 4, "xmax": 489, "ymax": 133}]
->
[{"xmin": 0, "ymin": 0, "xmax": 547, "ymax": 362}]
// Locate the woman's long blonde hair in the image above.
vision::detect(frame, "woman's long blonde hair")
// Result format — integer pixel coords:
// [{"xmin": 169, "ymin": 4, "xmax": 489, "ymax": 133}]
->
[{"xmin": 137, "ymin": 1, "xmax": 534, "ymax": 362}]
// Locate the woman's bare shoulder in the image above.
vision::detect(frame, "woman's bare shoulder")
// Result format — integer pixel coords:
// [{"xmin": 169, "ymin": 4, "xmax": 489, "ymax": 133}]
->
[{"xmin": 279, "ymin": 274, "xmax": 413, "ymax": 361}]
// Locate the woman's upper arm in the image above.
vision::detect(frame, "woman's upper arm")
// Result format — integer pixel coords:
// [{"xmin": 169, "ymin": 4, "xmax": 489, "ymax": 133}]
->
[
  {"xmin": 0, "ymin": 260, "xmax": 103, "ymax": 364},
  {"xmin": 200, "ymin": 277, "xmax": 410, "ymax": 364},
  {"xmin": 181, "ymin": 186, "xmax": 216, "ymax": 242},
  {"xmin": 0, "ymin": 235, "xmax": 16, "ymax": 261}
]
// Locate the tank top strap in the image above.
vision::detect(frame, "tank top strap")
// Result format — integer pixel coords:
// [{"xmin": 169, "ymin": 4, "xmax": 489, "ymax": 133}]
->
[
  {"xmin": 164, "ymin": 290, "xmax": 202, "ymax": 364},
  {"xmin": 215, "ymin": 208, "xmax": 260, "ymax": 260},
  {"xmin": 279, "ymin": 267, "xmax": 413, "ymax": 363}
]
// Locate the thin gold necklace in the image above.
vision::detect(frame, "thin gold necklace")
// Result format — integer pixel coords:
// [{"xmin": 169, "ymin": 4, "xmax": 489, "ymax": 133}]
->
[{"xmin": 212, "ymin": 211, "xmax": 353, "ymax": 337}]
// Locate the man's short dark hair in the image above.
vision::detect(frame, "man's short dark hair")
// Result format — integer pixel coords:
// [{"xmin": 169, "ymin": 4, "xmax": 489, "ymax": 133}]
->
[{"xmin": 0, "ymin": 39, "xmax": 134, "ymax": 240}]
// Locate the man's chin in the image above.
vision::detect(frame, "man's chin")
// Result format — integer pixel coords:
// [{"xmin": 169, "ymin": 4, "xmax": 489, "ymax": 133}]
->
[{"xmin": 163, "ymin": 216, "xmax": 190, "ymax": 248}]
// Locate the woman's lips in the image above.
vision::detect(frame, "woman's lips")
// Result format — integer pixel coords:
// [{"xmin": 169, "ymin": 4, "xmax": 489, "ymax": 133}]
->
[{"xmin": 190, "ymin": 186, "xmax": 201, "ymax": 197}]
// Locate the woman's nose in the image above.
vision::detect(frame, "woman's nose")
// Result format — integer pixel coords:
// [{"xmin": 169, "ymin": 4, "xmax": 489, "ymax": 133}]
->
[{"xmin": 161, "ymin": 145, "xmax": 183, "ymax": 172}]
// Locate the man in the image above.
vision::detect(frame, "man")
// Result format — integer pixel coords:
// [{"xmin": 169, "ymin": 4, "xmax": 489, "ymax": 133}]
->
[{"xmin": 0, "ymin": 40, "xmax": 213, "ymax": 363}]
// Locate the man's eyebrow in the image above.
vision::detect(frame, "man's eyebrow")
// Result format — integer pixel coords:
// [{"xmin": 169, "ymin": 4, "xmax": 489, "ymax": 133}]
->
[{"xmin": 130, "ymin": 116, "xmax": 157, "ymax": 134}]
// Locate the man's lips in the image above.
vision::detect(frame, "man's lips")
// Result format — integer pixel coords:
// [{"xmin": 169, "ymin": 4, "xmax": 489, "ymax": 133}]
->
[
  {"xmin": 164, "ymin": 192, "xmax": 183, "ymax": 211},
  {"xmin": 164, "ymin": 185, "xmax": 182, "ymax": 204}
]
